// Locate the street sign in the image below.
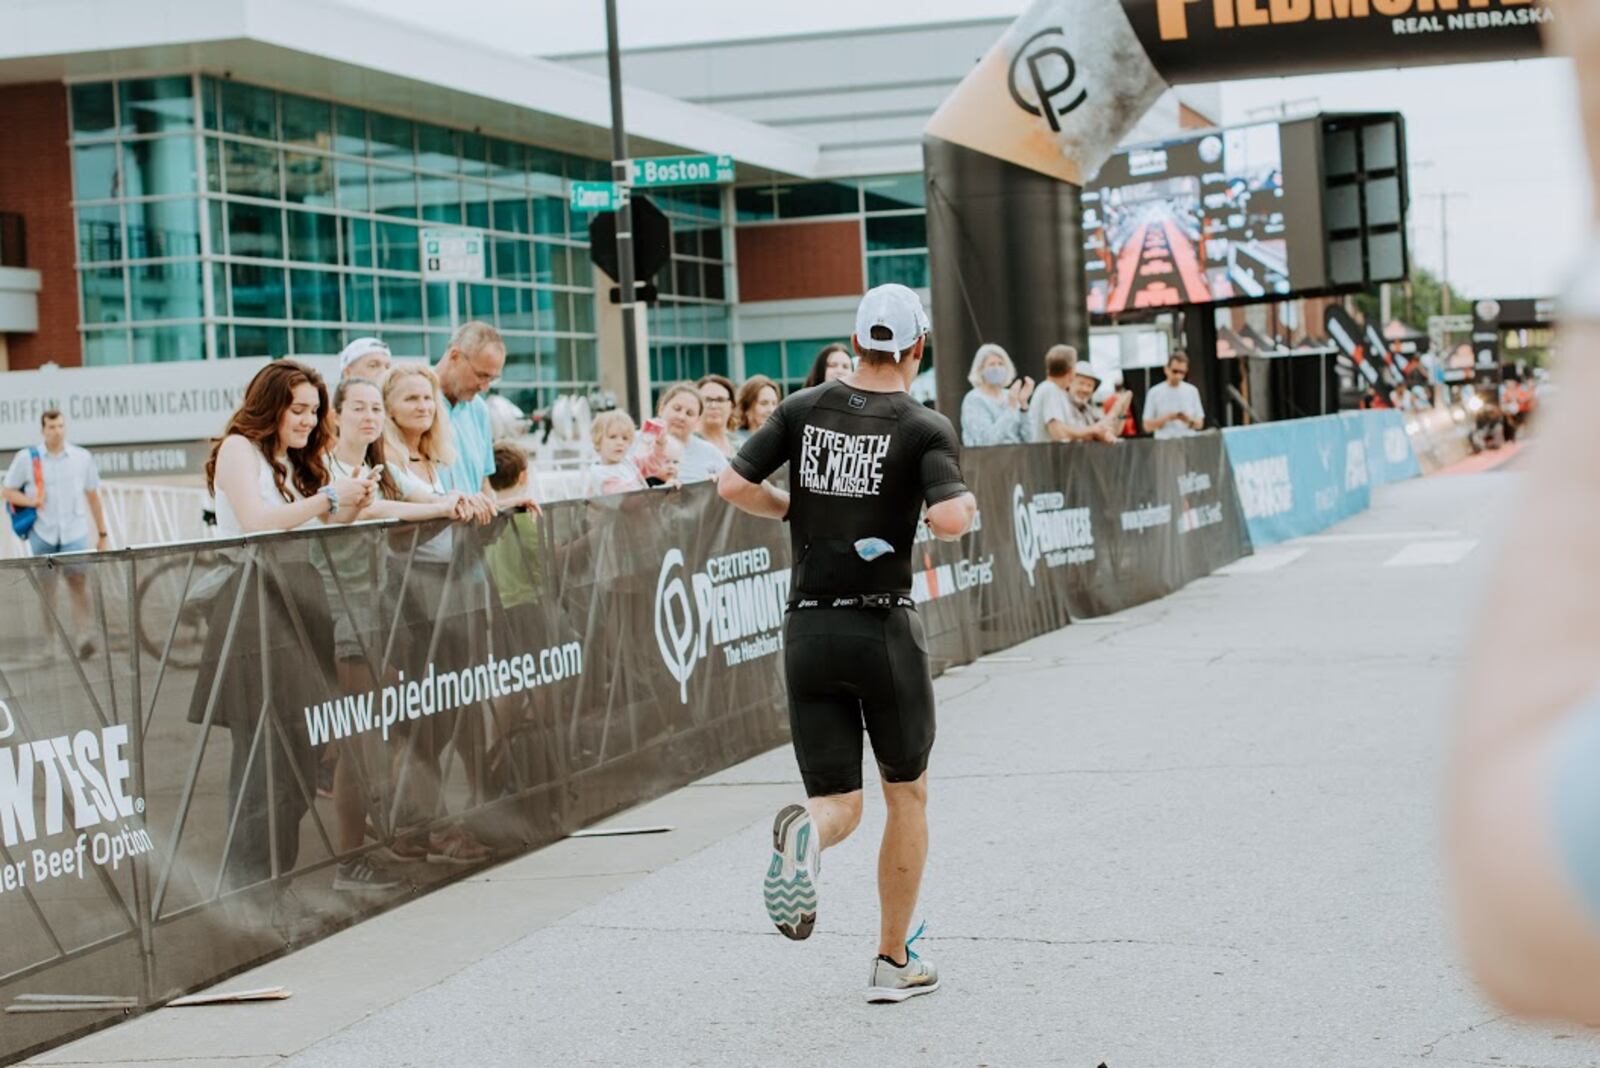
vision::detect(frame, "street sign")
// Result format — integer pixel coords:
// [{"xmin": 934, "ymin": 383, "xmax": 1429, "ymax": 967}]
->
[
  {"xmin": 571, "ymin": 181, "xmax": 623, "ymax": 213},
  {"xmin": 628, "ymin": 154, "xmax": 734, "ymax": 188},
  {"xmin": 589, "ymin": 196, "xmax": 672, "ymax": 285},
  {"xmin": 419, "ymin": 228, "xmax": 485, "ymax": 281}
]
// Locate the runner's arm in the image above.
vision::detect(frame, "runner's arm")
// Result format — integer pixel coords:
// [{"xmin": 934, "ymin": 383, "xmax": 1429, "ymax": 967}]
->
[
  {"xmin": 926, "ymin": 493, "xmax": 975, "ymax": 540},
  {"xmin": 717, "ymin": 468, "xmax": 790, "ymax": 520},
  {"xmin": 720, "ymin": 397, "xmax": 792, "ymax": 520},
  {"xmin": 921, "ymin": 414, "xmax": 973, "ymax": 540}
]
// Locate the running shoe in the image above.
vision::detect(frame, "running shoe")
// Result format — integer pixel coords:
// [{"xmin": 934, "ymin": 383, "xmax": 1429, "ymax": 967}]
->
[
  {"xmin": 764, "ymin": 803, "xmax": 820, "ymax": 940},
  {"xmin": 866, "ymin": 922, "xmax": 939, "ymax": 1003},
  {"xmin": 332, "ymin": 858, "xmax": 401, "ymax": 893}
]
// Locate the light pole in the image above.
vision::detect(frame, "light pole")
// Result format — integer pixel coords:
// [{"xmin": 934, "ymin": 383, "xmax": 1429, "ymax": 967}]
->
[
  {"xmin": 604, "ymin": 0, "xmax": 643, "ymax": 420},
  {"xmin": 1415, "ymin": 189, "xmax": 1468, "ymax": 314}
]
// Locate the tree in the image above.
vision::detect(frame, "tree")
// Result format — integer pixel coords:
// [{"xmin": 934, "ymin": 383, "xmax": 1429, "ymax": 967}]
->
[{"xmin": 1349, "ymin": 265, "xmax": 1473, "ymax": 330}]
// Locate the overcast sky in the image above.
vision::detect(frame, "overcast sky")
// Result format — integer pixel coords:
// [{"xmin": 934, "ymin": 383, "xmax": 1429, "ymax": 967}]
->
[{"xmin": 342, "ymin": 0, "xmax": 1586, "ymax": 301}]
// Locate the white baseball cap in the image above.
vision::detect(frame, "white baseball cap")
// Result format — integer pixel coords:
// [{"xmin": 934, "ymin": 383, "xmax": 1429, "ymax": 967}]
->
[
  {"xmin": 854, "ymin": 284, "xmax": 930, "ymax": 361},
  {"xmin": 1072, "ymin": 360, "xmax": 1102, "ymax": 383},
  {"xmin": 338, "ymin": 336, "xmax": 391, "ymax": 373}
]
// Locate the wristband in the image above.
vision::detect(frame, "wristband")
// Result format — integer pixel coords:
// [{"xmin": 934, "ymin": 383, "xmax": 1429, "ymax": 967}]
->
[{"xmin": 320, "ymin": 485, "xmax": 339, "ymax": 514}]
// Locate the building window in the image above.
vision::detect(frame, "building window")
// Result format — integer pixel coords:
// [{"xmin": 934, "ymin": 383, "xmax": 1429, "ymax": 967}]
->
[
  {"xmin": 735, "ymin": 173, "xmax": 931, "ymax": 305},
  {"xmin": 648, "ymin": 186, "xmax": 732, "ymax": 387},
  {"xmin": 69, "ymin": 73, "xmax": 605, "ymax": 392}
]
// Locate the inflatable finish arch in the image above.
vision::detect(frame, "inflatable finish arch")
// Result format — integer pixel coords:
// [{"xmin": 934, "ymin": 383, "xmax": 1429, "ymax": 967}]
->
[{"xmin": 924, "ymin": 0, "xmax": 1551, "ymax": 431}]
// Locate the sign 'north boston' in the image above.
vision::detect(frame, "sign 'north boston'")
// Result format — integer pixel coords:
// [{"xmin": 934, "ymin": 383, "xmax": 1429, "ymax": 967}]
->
[{"xmin": 1125, "ymin": 0, "xmax": 1548, "ymax": 81}]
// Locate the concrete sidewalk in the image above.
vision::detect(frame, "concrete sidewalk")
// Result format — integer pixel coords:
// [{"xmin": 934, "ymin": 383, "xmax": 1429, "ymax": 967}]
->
[{"xmin": 31, "ymin": 466, "xmax": 1593, "ymax": 1067}]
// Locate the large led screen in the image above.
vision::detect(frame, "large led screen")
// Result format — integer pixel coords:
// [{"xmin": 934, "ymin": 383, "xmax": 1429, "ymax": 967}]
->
[{"xmin": 1084, "ymin": 123, "xmax": 1292, "ymax": 314}]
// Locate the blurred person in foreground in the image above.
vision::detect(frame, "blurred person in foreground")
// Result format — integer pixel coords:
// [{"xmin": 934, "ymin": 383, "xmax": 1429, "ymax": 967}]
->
[
  {"xmin": 718, "ymin": 283, "xmax": 975, "ymax": 1003},
  {"xmin": 961, "ymin": 343, "xmax": 1035, "ymax": 446},
  {"xmin": 804, "ymin": 342, "xmax": 853, "ymax": 388},
  {"xmin": 1450, "ymin": 0, "xmax": 1600, "ymax": 1022},
  {"xmin": 4, "ymin": 409, "xmax": 110, "ymax": 657},
  {"xmin": 734, "ymin": 374, "xmax": 781, "ymax": 442}
]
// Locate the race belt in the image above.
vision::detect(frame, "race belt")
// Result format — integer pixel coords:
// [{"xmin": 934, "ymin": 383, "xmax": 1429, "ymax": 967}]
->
[{"xmin": 788, "ymin": 593, "xmax": 917, "ymax": 611}]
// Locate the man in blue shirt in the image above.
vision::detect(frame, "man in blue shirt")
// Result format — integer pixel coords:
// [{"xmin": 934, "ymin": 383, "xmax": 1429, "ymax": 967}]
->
[
  {"xmin": 435, "ymin": 321, "xmax": 507, "ymax": 517},
  {"xmin": 4, "ymin": 409, "xmax": 109, "ymax": 657}
]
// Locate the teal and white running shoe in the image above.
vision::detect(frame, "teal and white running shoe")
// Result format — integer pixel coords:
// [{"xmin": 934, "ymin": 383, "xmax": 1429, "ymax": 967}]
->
[
  {"xmin": 866, "ymin": 922, "xmax": 939, "ymax": 1003},
  {"xmin": 763, "ymin": 803, "xmax": 820, "ymax": 940}
]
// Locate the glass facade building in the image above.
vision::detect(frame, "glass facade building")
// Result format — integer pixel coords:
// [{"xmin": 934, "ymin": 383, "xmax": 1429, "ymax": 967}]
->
[
  {"xmin": 64, "ymin": 75, "xmax": 926, "ymax": 402},
  {"xmin": 68, "ymin": 75, "xmax": 611, "ymax": 401},
  {"xmin": 734, "ymin": 174, "xmax": 928, "ymax": 390}
]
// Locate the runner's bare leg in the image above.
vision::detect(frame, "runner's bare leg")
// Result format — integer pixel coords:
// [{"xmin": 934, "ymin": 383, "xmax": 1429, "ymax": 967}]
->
[{"xmin": 877, "ymin": 774, "xmax": 928, "ymax": 961}]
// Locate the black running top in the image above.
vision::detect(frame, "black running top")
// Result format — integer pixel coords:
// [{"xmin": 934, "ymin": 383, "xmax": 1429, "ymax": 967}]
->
[{"xmin": 730, "ymin": 380, "xmax": 967, "ymax": 598}]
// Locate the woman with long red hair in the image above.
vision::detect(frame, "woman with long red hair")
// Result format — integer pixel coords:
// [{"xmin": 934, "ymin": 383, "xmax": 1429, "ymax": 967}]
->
[
  {"xmin": 206, "ymin": 359, "xmax": 375, "ymax": 534},
  {"xmin": 192, "ymin": 359, "xmax": 375, "ymax": 898}
]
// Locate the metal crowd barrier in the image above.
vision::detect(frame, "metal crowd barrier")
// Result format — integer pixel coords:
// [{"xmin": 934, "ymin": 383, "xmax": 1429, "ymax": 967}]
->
[{"xmin": 0, "ymin": 434, "xmax": 1253, "ymax": 1064}]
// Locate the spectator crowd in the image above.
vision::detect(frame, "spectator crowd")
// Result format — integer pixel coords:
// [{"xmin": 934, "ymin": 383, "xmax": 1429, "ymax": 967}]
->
[{"xmin": 959, "ymin": 342, "xmax": 1204, "ymax": 448}]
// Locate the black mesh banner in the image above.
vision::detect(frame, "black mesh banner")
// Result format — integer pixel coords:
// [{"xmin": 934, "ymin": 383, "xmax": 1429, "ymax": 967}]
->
[{"xmin": 0, "ymin": 433, "xmax": 1247, "ymax": 1064}]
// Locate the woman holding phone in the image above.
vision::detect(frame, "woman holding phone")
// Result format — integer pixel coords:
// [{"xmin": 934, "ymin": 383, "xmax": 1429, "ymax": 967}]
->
[{"xmin": 318, "ymin": 374, "xmax": 475, "ymax": 892}]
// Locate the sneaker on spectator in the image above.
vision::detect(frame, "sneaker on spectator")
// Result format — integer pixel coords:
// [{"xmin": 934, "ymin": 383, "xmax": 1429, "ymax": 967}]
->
[
  {"xmin": 427, "ymin": 828, "xmax": 492, "ymax": 865},
  {"xmin": 333, "ymin": 858, "xmax": 401, "ymax": 893}
]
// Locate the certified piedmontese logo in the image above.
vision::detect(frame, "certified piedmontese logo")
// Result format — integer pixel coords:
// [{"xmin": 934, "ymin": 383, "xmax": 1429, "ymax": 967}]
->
[
  {"xmin": 0, "ymin": 706, "xmax": 154, "ymax": 895},
  {"xmin": 1007, "ymin": 27, "xmax": 1088, "ymax": 131},
  {"xmin": 654, "ymin": 547, "xmax": 792, "ymax": 704},
  {"xmin": 1012, "ymin": 485, "xmax": 1095, "ymax": 586}
]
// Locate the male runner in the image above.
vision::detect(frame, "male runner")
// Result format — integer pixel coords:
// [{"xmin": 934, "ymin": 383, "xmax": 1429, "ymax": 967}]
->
[{"xmin": 717, "ymin": 284, "xmax": 977, "ymax": 1003}]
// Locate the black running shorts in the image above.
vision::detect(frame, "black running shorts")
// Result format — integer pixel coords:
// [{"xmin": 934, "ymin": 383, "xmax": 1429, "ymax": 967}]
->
[{"xmin": 781, "ymin": 606, "xmax": 935, "ymax": 797}]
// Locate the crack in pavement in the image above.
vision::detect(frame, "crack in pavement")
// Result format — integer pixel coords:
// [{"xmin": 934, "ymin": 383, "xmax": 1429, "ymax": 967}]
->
[{"xmin": 1418, "ymin": 1012, "xmax": 1510, "ymax": 1058}]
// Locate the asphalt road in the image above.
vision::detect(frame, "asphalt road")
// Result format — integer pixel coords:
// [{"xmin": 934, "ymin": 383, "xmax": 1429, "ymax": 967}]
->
[{"xmin": 35, "ymin": 465, "xmax": 1596, "ymax": 1068}]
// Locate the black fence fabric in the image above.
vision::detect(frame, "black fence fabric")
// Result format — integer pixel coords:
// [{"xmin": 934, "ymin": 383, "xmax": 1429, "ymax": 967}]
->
[{"xmin": 0, "ymin": 432, "xmax": 1247, "ymax": 1065}]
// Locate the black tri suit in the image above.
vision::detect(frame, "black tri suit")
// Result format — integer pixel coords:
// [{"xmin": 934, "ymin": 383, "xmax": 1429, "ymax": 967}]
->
[{"xmin": 730, "ymin": 379, "xmax": 968, "ymax": 797}]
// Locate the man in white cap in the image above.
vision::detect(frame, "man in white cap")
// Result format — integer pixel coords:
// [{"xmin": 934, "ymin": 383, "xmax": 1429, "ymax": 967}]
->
[
  {"xmin": 718, "ymin": 283, "xmax": 976, "ymax": 1003},
  {"xmin": 337, "ymin": 337, "xmax": 392, "ymax": 383}
]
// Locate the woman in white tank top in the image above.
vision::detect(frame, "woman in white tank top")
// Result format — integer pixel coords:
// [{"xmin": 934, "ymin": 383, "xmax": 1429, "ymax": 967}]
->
[{"xmin": 207, "ymin": 361, "xmax": 375, "ymax": 536}]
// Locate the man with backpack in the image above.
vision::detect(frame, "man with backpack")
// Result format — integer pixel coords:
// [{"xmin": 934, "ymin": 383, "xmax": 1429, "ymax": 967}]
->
[{"xmin": 4, "ymin": 409, "xmax": 108, "ymax": 657}]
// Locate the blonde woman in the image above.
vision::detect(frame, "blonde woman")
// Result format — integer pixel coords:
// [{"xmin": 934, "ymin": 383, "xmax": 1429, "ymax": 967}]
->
[
  {"xmin": 637, "ymin": 382, "xmax": 727, "ymax": 484},
  {"xmin": 378, "ymin": 363, "xmax": 493, "ymax": 865},
  {"xmin": 959, "ymin": 343, "xmax": 1034, "ymax": 447}
]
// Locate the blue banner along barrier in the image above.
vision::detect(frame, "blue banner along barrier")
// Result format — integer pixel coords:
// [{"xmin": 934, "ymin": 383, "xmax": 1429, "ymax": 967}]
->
[
  {"xmin": 1223, "ymin": 411, "xmax": 1424, "ymax": 547},
  {"xmin": 1347, "ymin": 410, "xmax": 1422, "ymax": 488}
]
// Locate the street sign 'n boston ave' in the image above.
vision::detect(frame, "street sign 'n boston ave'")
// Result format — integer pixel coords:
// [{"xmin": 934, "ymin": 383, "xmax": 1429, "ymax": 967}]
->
[{"xmin": 628, "ymin": 154, "xmax": 735, "ymax": 188}]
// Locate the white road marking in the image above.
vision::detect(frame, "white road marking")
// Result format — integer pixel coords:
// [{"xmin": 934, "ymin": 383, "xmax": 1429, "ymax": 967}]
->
[
  {"xmin": 976, "ymin": 655, "xmax": 1033, "ymax": 664},
  {"xmin": 1382, "ymin": 539, "xmax": 1479, "ymax": 568},
  {"xmin": 1296, "ymin": 530, "xmax": 1462, "ymax": 544},
  {"xmin": 1215, "ymin": 548, "xmax": 1308, "ymax": 575}
]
